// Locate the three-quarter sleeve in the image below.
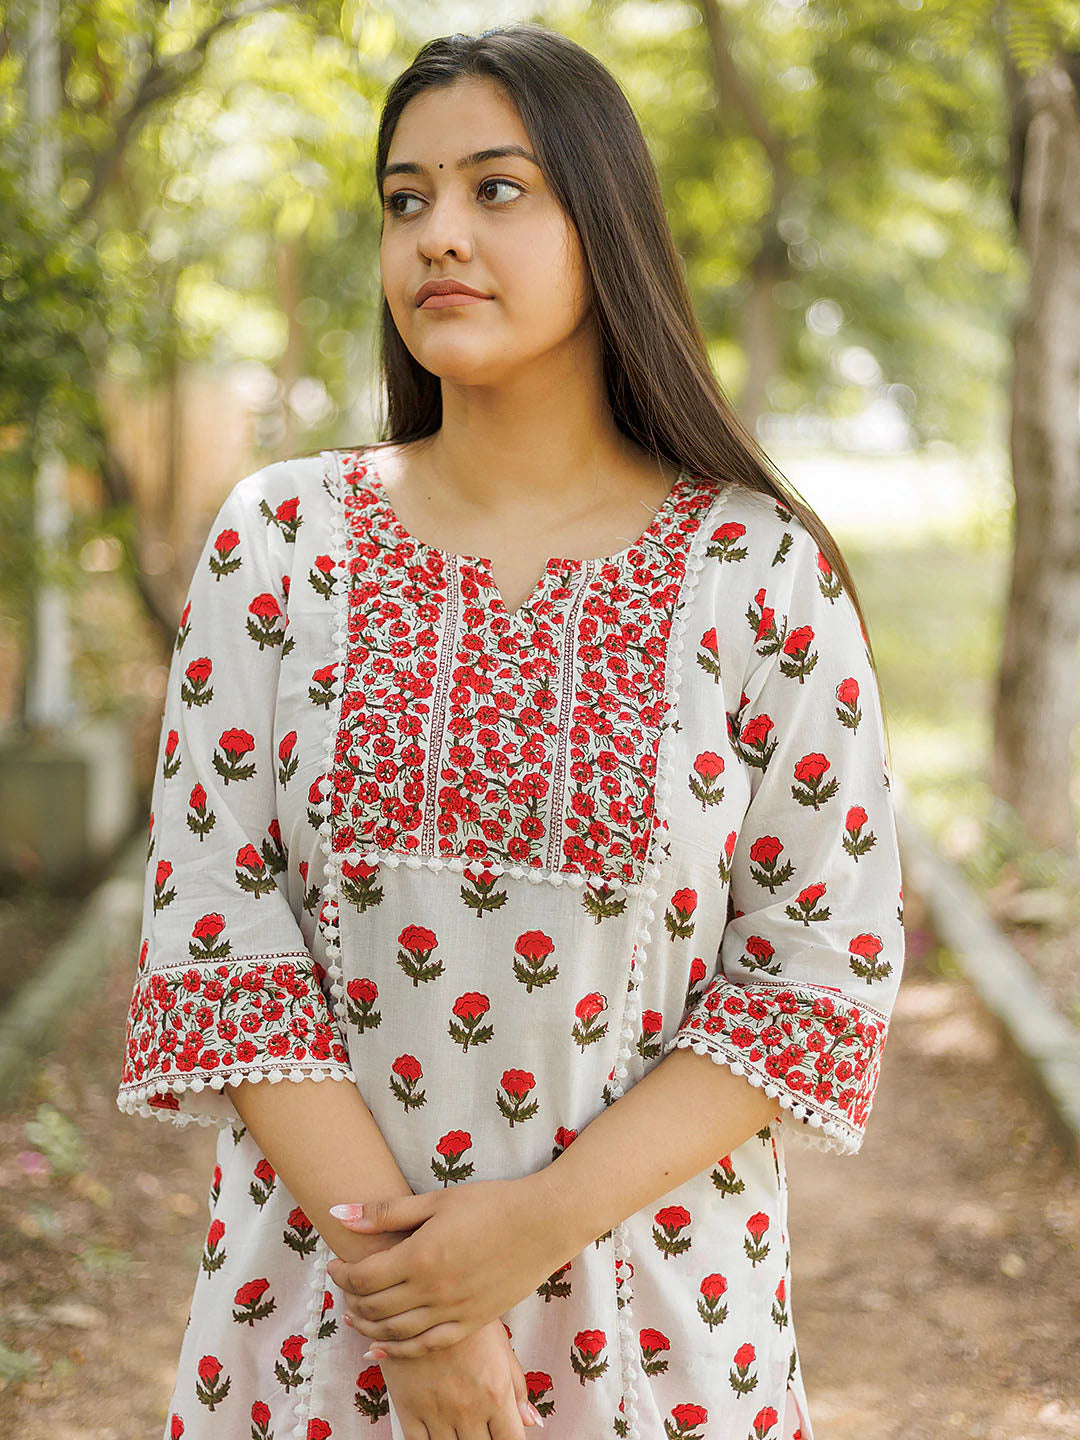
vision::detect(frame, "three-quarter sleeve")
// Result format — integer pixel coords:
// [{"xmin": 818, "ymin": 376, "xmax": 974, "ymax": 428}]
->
[
  {"xmin": 665, "ymin": 518, "xmax": 905, "ymax": 1156},
  {"xmin": 116, "ymin": 464, "xmax": 356, "ymax": 1129}
]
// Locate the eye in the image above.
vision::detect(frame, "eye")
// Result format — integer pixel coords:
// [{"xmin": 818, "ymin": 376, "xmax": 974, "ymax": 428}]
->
[
  {"xmin": 382, "ymin": 178, "xmax": 524, "ymax": 218},
  {"xmin": 384, "ymin": 192, "xmax": 421, "ymax": 218},
  {"xmin": 477, "ymin": 178, "xmax": 523, "ymax": 205}
]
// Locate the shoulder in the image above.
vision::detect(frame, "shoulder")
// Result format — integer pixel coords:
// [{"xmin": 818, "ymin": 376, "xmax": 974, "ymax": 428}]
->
[
  {"xmin": 223, "ymin": 451, "xmax": 337, "ymax": 527},
  {"xmin": 692, "ymin": 479, "xmax": 823, "ymax": 588},
  {"xmin": 686, "ymin": 479, "xmax": 861, "ymax": 675},
  {"xmin": 201, "ymin": 453, "xmax": 346, "ymax": 576}
]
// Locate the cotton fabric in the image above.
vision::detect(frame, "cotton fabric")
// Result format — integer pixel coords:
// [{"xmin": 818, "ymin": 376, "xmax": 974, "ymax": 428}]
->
[{"xmin": 117, "ymin": 444, "xmax": 905, "ymax": 1440}]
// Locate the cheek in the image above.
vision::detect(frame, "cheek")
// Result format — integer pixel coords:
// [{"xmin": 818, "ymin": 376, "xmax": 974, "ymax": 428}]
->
[
  {"xmin": 379, "ymin": 244, "xmax": 408, "ymax": 318},
  {"xmin": 500, "ymin": 231, "xmax": 589, "ymax": 335}
]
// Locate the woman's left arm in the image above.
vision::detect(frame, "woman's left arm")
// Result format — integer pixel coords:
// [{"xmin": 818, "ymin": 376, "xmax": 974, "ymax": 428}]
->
[
  {"xmin": 530, "ymin": 1039, "xmax": 782, "ymax": 1248},
  {"xmin": 331, "ymin": 518, "xmax": 904, "ymax": 1356},
  {"xmin": 329, "ymin": 1046, "xmax": 779, "ymax": 1359}
]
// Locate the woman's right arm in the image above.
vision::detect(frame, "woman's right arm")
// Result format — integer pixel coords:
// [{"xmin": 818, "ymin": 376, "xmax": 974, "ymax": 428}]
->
[
  {"xmin": 111, "ymin": 460, "xmax": 534, "ymax": 1435},
  {"xmin": 228, "ymin": 1074, "xmax": 415, "ymax": 1264},
  {"xmin": 229, "ymin": 1076, "xmax": 538, "ymax": 1437}
]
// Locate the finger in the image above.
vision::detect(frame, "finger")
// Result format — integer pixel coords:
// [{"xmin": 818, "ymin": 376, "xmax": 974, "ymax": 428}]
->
[
  {"xmin": 503, "ymin": 1348, "xmax": 537, "ymax": 1428},
  {"xmin": 363, "ymin": 1320, "xmax": 465, "ymax": 1360},
  {"xmin": 350, "ymin": 1278, "xmax": 420, "ymax": 1326},
  {"xmin": 331, "ymin": 1193, "xmax": 435, "ymax": 1232},
  {"xmin": 503, "ymin": 1344, "xmax": 540, "ymax": 1430},
  {"xmin": 325, "ymin": 1258, "xmax": 361, "ymax": 1295},
  {"xmin": 486, "ymin": 1393, "xmax": 528, "ymax": 1440},
  {"xmin": 354, "ymin": 1303, "xmax": 441, "ymax": 1346},
  {"xmin": 345, "ymin": 1242, "xmax": 416, "ymax": 1297},
  {"xmin": 452, "ymin": 1423, "xmax": 495, "ymax": 1440}
]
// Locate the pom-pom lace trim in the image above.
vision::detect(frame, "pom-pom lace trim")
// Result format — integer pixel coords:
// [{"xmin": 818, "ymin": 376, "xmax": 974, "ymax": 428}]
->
[
  {"xmin": 311, "ymin": 449, "xmax": 359, "ymax": 1048},
  {"xmin": 604, "ymin": 478, "xmax": 733, "ymax": 1440},
  {"xmin": 662, "ymin": 1033, "xmax": 862, "ymax": 1157},
  {"xmin": 292, "ymin": 1234, "xmax": 333, "ymax": 1440},
  {"xmin": 330, "ymin": 843, "xmax": 657, "ymax": 894},
  {"xmin": 114, "ymin": 1063, "xmax": 358, "ymax": 1130}
]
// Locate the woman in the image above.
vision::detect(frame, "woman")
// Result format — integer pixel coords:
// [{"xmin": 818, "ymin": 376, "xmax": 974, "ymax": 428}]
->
[{"xmin": 118, "ymin": 23, "xmax": 904, "ymax": 1440}]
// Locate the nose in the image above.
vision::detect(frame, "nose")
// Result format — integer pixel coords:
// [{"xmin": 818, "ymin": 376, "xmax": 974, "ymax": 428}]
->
[{"xmin": 415, "ymin": 191, "xmax": 474, "ymax": 264}]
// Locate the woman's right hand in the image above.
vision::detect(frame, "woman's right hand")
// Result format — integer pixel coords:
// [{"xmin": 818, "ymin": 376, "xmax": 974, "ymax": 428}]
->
[{"xmin": 378, "ymin": 1316, "xmax": 542, "ymax": 1438}]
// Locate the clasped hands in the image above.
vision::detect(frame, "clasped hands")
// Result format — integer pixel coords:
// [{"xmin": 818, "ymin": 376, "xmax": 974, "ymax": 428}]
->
[{"xmin": 325, "ymin": 1173, "xmax": 575, "ymax": 1360}]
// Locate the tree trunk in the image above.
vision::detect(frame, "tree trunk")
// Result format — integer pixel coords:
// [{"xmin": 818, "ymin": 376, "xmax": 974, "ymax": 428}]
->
[
  {"xmin": 698, "ymin": 0, "xmax": 791, "ymax": 433},
  {"xmin": 992, "ymin": 57, "xmax": 1080, "ymax": 857}
]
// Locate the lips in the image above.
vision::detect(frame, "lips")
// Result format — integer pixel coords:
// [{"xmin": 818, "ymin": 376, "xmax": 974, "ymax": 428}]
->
[
  {"xmin": 415, "ymin": 279, "xmax": 492, "ymax": 306},
  {"xmin": 419, "ymin": 292, "xmax": 490, "ymax": 309}
]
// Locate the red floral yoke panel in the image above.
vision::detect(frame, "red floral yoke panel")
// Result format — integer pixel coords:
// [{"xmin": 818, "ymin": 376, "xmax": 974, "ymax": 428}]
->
[{"xmin": 332, "ymin": 449, "xmax": 722, "ymax": 887}]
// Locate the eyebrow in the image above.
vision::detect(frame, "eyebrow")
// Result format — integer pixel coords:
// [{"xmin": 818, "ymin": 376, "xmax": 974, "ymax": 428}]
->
[{"xmin": 379, "ymin": 145, "xmax": 540, "ymax": 187}]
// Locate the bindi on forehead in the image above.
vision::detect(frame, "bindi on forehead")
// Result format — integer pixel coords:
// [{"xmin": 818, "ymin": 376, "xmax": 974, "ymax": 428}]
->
[{"xmin": 380, "ymin": 145, "xmax": 540, "ymax": 186}]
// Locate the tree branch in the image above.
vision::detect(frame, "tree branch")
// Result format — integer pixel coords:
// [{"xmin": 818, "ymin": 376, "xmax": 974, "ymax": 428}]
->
[
  {"xmin": 75, "ymin": 0, "xmax": 294, "ymax": 220},
  {"xmin": 698, "ymin": 0, "xmax": 790, "ymax": 185}
]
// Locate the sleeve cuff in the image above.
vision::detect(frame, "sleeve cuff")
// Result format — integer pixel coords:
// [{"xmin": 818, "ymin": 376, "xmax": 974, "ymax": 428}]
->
[
  {"xmin": 664, "ymin": 977, "xmax": 891, "ymax": 1156},
  {"xmin": 116, "ymin": 951, "xmax": 357, "ymax": 1129}
]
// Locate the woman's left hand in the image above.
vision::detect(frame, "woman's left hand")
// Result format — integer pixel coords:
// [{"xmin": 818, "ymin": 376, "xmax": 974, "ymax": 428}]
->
[{"xmin": 324, "ymin": 1174, "xmax": 573, "ymax": 1359}]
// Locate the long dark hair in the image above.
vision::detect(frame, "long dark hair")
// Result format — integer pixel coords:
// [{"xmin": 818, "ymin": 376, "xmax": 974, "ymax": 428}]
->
[{"xmin": 338, "ymin": 22, "xmax": 893, "ymax": 759}]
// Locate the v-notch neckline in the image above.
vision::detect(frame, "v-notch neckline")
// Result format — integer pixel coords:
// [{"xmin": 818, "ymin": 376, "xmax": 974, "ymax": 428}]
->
[{"xmin": 356, "ymin": 443, "xmax": 691, "ymax": 622}]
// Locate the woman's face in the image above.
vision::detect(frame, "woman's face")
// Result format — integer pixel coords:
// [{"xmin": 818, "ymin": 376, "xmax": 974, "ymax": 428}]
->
[{"xmin": 379, "ymin": 76, "xmax": 592, "ymax": 387}]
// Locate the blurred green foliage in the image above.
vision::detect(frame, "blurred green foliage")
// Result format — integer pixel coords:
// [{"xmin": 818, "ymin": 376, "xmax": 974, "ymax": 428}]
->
[
  {"xmin": 0, "ymin": 1340, "xmax": 40, "ymax": 1383},
  {"xmin": 76, "ymin": 1239, "xmax": 134, "ymax": 1273},
  {"xmin": 23, "ymin": 1101, "xmax": 87, "ymax": 1175}
]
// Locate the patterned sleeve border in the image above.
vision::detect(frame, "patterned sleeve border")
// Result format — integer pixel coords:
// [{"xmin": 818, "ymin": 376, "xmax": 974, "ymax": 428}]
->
[
  {"xmin": 663, "ymin": 976, "xmax": 892, "ymax": 1156},
  {"xmin": 116, "ymin": 952, "xmax": 357, "ymax": 1125}
]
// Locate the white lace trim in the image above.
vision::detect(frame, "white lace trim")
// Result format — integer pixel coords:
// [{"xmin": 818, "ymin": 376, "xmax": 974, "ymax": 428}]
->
[
  {"xmin": 290, "ymin": 1233, "xmax": 333, "ymax": 1440},
  {"xmin": 147, "ymin": 948, "xmax": 317, "ymax": 970},
  {"xmin": 333, "ymin": 844, "xmax": 655, "ymax": 894},
  {"xmin": 114, "ymin": 1063, "xmax": 358, "ymax": 1129},
  {"xmin": 603, "ymin": 479, "xmax": 733, "ymax": 1440},
  {"xmin": 315, "ymin": 449, "xmax": 356, "ymax": 1042},
  {"xmin": 662, "ymin": 1032, "xmax": 861, "ymax": 1158}
]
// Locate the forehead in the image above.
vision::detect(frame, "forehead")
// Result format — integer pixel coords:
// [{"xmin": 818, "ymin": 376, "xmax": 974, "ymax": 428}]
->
[{"xmin": 388, "ymin": 77, "xmax": 529, "ymax": 159}]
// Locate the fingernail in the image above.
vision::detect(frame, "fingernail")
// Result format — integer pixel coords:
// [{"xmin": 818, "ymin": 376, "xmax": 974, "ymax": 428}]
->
[
  {"xmin": 529, "ymin": 1403, "xmax": 545, "ymax": 1428},
  {"xmin": 519, "ymin": 1399, "xmax": 534, "ymax": 1426},
  {"xmin": 329, "ymin": 1203, "xmax": 365, "ymax": 1221},
  {"xmin": 363, "ymin": 1346, "xmax": 387, "ymax": 1361}
]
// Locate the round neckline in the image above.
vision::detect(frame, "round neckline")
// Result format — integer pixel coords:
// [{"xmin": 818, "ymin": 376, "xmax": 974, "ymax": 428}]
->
[{"xmin": 356, "ymin": 443, "xmax": 693, "ymax": 572}]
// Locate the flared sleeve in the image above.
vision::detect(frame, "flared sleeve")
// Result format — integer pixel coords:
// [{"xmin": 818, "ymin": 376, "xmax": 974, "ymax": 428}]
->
[
  {"xmin": 665, "ymin": 517, "xmax": 905, "ymax": 1156},
  {"xmin": 116, "ymin": 463, "xmax": 356, "ymax": 1129}
]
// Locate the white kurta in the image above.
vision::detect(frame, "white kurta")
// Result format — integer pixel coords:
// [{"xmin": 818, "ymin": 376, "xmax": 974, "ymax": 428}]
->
[{"xmin": 117, "ymin": 444, "xmax": 905, "ymax": 1440}]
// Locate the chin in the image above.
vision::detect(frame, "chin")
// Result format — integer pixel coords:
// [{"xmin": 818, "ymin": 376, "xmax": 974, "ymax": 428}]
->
[{"xmin": 414, "ymin": 349, "xmax": 514, "ymax": 387}]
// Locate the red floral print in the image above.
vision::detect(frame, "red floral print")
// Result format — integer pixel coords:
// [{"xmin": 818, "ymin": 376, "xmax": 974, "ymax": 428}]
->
[
  {"xmin": 118, "ymin": 452, "xmax": 903, "ymax": 1440},
  {"xmin": 331, "ymin": 449, "xmax": 721, "ymax": 885}
]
